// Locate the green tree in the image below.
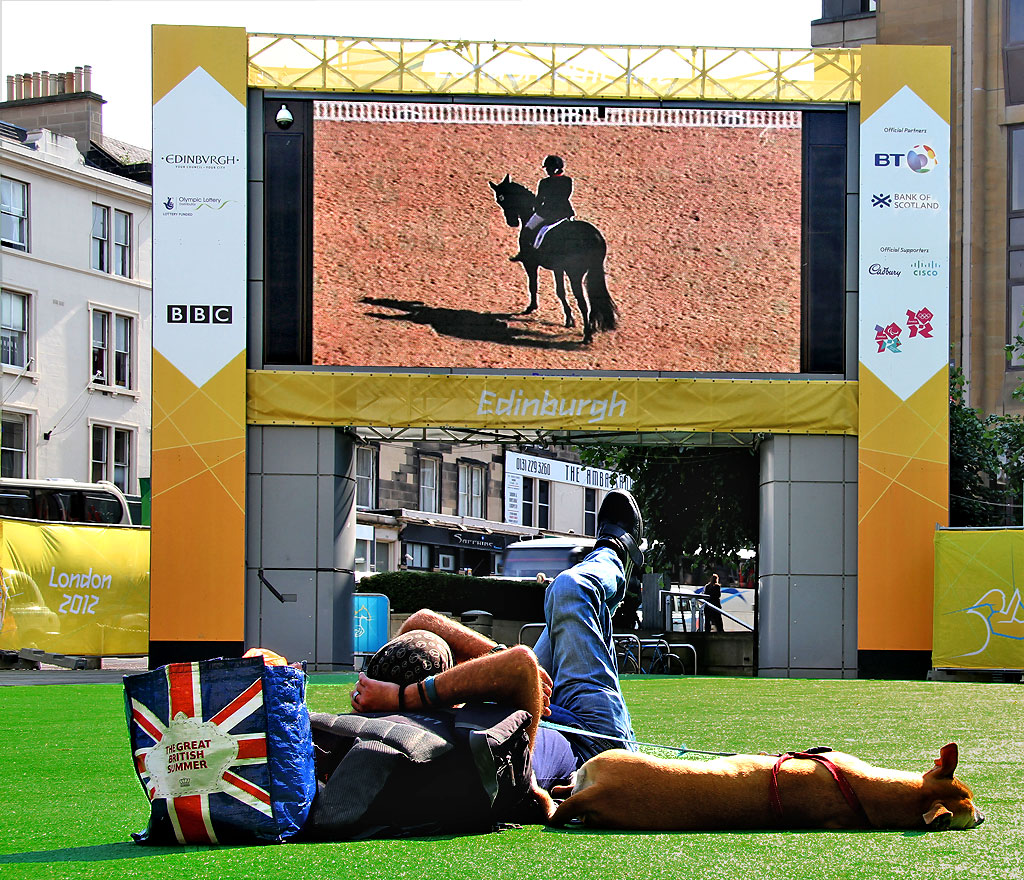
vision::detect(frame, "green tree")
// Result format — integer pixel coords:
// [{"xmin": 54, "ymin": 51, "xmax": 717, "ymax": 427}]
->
[
  {"xmin": 578, "ymin": 444, "xmax": 759, "ymax": 579},
  {"xmin": 948, "ymin": 365, "xmax": 1020, "ymax": 527}
]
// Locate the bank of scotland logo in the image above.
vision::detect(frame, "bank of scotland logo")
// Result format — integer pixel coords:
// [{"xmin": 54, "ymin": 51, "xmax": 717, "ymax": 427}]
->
[
  {"xmin": 907, "ymin": 144, "xmax": 938, "ymax": 173},
  {"xmin": 872, "ymin": 194, "xmax": 892, "ymax": 208}
]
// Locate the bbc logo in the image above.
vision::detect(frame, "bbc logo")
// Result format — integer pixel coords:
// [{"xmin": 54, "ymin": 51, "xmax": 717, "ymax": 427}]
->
[{"xmin": 167, "ymin": 305, "xmax": 233, "ymax": 324}]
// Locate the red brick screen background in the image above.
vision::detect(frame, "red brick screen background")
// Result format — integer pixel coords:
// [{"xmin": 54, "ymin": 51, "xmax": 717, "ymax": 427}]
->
[{"xmin": 312, "ymin": 108, "xmax": 802, "ymax": 373}]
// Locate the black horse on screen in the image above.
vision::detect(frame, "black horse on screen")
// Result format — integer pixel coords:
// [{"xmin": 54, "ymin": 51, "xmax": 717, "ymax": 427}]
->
[{"xmin": 489, "ymin": 174, "xmax": 617, "ymax": 344}]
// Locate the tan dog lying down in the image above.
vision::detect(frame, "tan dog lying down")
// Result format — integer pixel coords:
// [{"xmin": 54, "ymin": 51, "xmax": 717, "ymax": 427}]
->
[{"xmin": 549, "ymin": 743, "xmax": 983, "ymax": 831}]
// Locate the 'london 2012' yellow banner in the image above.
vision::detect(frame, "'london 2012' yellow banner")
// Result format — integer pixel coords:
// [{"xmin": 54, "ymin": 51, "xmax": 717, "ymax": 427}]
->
[{"xmin": 0, "ymin": 519, "xmax": 149, "ymax": 656}]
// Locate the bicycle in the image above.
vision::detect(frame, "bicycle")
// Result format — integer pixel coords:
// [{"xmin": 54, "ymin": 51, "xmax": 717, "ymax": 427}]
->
[
  {"xmin": 646, "ymin": 641, "xmax": 685, "ymax": 675},
  {"xmin": 614, "ymin": 635, "xmax": 685, "ymax": 675},
  {"xmin": 614, "ymin": 635, "xmax": 642, "ymax": 674}
]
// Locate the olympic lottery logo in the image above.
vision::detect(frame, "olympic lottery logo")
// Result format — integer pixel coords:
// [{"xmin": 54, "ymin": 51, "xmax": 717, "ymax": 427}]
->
[{"xmin": 906, "ymin": 144, "xmax": 938, "ymax": 173}]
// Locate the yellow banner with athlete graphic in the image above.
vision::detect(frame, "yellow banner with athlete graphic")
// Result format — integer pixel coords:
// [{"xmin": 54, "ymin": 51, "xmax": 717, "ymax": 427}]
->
[
  {"xmin": 0, "ymin": 518, "xmax": 149, "ymax": 656},
  {"xmin": 933, "ymin": 529, "xmax": 1024, "ymax": 670}
]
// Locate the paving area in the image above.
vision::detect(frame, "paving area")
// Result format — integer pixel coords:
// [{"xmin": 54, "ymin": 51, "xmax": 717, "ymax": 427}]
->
[{"xmin": 0, "ymin": 655, "xmax": 147, "ymax": 686}]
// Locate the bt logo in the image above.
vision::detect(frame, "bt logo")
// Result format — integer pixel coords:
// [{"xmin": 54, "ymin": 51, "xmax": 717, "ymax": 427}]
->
[
  {"xmin": 874, "ymin": 144, "xmax": 939, "ymax": 173},
  {"xmin": 167, "ymin": 305, "xmax": 233, "ymax": 324}
]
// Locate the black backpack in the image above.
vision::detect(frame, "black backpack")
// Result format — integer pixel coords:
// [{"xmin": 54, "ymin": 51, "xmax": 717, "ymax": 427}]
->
[{"xmin": 300, "ymin": 703, "xmax": 544, "ymax": 840}]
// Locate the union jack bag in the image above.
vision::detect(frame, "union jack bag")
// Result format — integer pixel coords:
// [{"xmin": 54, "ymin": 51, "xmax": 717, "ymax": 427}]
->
[{"xmin": 123, "ymin": 656, "xmax": 315, "ymax": 844}]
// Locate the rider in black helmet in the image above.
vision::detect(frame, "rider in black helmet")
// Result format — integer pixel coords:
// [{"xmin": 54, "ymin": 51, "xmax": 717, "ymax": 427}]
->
[{"xmin": 510, "ymin": 155, "xmax": 576, "ymax": 262}]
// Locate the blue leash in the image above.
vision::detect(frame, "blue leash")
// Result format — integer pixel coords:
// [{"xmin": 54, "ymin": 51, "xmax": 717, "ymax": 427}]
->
[{"xmin": 539, "ymin": 719, "xmax": 737, "ymax": 757}]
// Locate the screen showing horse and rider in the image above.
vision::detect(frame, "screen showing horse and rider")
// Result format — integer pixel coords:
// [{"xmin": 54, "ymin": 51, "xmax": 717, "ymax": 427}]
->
[{"xmin": 311, "ymin": 101, "xmax": 802, "ymax": 373}]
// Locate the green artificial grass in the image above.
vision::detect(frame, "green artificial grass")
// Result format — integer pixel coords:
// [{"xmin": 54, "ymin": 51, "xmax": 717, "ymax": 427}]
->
[{"xmin": 1, "ymin": 675, "xmax": 1021, "ymax": 880}]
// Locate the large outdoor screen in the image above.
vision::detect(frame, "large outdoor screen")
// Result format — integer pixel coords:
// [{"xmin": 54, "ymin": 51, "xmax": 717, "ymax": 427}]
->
[{"xmin": 310, "ymin": 101, "xmax": 803, "ymax": 373}]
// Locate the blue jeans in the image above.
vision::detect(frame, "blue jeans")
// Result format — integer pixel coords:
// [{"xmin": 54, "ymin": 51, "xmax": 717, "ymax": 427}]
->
[{"xmin": 532, "ymin": 546, "xmax": 637, "ymax": 766}]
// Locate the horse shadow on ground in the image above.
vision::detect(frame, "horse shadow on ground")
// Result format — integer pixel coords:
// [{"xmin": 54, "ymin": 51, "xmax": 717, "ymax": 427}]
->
[{"xmin": 359, "ymin": 297, "xmax": 586, "ymax": 351}]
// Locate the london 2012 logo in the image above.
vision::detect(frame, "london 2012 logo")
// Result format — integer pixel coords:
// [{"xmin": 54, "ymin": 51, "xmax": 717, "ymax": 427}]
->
[{"xmin": 906, "ymin": 144, "xmax": 938, "ymax": 173}]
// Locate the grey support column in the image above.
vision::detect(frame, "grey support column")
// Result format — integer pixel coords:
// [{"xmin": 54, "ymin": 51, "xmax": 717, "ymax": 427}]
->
[
  {"xmin": 329, "ymin": 430, "xmax": 357, "ymax": 666},
  {"xmin": 758, "ymin": 435, "xmax": 858, "ymax": 678},
  {"xmin": 245, "ymin": 426, "xmax": 357, "ymax": 669}
]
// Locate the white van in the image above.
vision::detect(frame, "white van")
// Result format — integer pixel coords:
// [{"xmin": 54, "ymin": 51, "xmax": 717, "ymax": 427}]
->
[
  {"xmin": 499, "ymin": 536, "xmax": 596, "ymax": 579},
  {"xmin": 0, "ymin": 478, "xmax": 132, "ymax": 526}
]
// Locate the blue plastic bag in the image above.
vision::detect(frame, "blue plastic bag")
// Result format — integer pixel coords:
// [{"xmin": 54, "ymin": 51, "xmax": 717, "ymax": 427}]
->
[{"xmin": 124, "ymin": 656, "xmax": 315, "ymax": 844}]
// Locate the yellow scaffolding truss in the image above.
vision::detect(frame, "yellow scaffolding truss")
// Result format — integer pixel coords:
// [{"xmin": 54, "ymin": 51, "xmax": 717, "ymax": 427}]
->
[{"xmin": 248, "ymin": 35, "xmax": 860, "ymax": 103}]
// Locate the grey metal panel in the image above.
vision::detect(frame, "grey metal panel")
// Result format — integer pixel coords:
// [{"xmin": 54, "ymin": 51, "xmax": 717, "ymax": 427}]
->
[
  {"xmin": 789, "ymin": 576, "xmax": 845, "ymax": 669},
  {"xmin": 244, "ymin": 568, "xmax": 262, "ymax": 648},
  {"xmin": 257, "ymin": 568, "xmax": 316, "ymax": 665},
  {"xmin": 247, "ymin": 426, "xmax": 263, "ymax": 475},
  {"xmin": 756, "ymin": 574, "xmax": 790, "ymax": 672},
  {"xmin": 315, "ymin": 569, "xmax": 335, "ymax": 666},
  {"xmin": 316, "ymin": 569, "xmax": 355, "ymax": 667},
  {"xmin": 247, "ymin": 279, "xmax": 264, "ymax": 370},
  {"xmin": 843, "ymin": 482, "xmax": 858, "ymax": 576},
  {"xmin": 759, "ymin": 478, "xmax": 790, "ymax": 578},
  {"xmin": 846, "ymin": 191, "xmax": 859, "ymax": 295},
  {"xmin": 319, "ymin": 427, "xmax": 339, "ymax": 475},
  {"xmin": 788, "ymin": 668, "xmax": 845, "ymax": 679},
  {"xmin": 843, "ymin": 434, "xmax": 858, "ymax": 483},
  {"xmin": 247, "ymin": 182, "xmax": 264, "ymax": 280},
  {"xmin": 846, "ymin": 103, "xmax": 860, "ymax": 193},
  {"xmin": 246, "ymin": 473, "xmax": 263, "ymax": 567},
  {"xmin": 261, "ymin": 474, "xmax": 318, "ymax": 568},
  {"xmin": 760, "ymin": 434, "xmax": 790, "ymax": 484},
  {"xmin": 789, "ymin": 434, "xmax": 845, "ymax": 483},
  {"xmin": 790, "ymin": 482, "xmax": 845, "ymax": 576},
  {"xmin": 247, "ymin": 89, "xmax": 264, "ymax": 182},
  {"xmin": 843, "ymin": 575, "xmax": 858, "ymax": 668},
  {"xmin": 263, "ymin": 425, "xmax": 318, "ymax": 474},
  {"xmin": 316, "ymin": 474, "xmax": 336, "ymax": 570},
  {"xmin": 846, "ymin": 288, "xmax": 859, "ymax": 379},
  {"xmin": 335, "ymin": 429, "xmax": 355, "ymax": 476}
]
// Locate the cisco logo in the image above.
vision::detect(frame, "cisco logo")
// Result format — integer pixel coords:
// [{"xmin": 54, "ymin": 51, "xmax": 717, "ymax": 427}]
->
[{"xmin": 167, "ymin": 305, "xmax": 233, "ymax": 324}]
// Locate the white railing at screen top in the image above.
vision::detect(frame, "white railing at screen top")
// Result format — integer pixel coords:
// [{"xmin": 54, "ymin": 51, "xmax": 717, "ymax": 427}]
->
[{"xmin": 313, "ymin": 102, "xmax": 802, "ymax": 128}]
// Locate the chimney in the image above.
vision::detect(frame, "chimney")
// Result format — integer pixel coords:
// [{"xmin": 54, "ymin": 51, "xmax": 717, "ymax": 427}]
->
[{"xmin": 0, "ymin": 65, "xmax": 105, "ymax": 156}]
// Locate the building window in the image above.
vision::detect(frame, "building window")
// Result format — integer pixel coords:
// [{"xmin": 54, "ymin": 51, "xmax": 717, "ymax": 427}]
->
[
  {"xmin": 375, "ymin": 540, "xmax": 391, "ymax": 573},
  {"xmin": 114, "ymin": 210, "xmax": 131, "ymax": 277},
  {"xmin": 405, "ymin": 542, "xmax": 430, "ymax": 569},
  {"xmin": 92, "ymin": 204, "xmax": 109, "ymax": 271},
  {"xmin": 91, "ymin": 424, "xmax": 132, "ymax": 493},
  {"xmin": 419, "ymin": 456, "xmax": 440, "ymax": 513},
  {"xmin": 584, "ymin": 487, "xmax": 598, "ymax": 536},
  {"xmin": 1, "ymin": 412, "xmax": 29, "ymax": 478},
  {"xmin": 91, "ymin": 307, "xmax": 134, "ymax": 388},
  {"xmin": 1007, "ymin": 0, "xmax": 1024, "ymax": 105},
  {"xmin": 1, "ymin": 289, "xmax": 29, "ymax": 368},
  {"xmin": 356, "ymin": 446, "xmax": 376, "ymax": 508},
  {"xmin": 537, "ymin": 479, "xmax": 550, "ymax": 529},
  {"xmin": 1009, "ymin": 126, "xmax": 1024, "ymax": 366},
  {"xmin": 355, "ymin": 538, "xmax": 372, "ymax": 573},
  {"xmin": 458, "ymin": 462, "xmax": 485, "ymax": 518},
  {"xmin": 521, "ymin": 478, "xmax": 551, "ymax": 528},
  {"xmin": 1, "ymin": 177, "xmax": 28, "ymax": 251}
]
